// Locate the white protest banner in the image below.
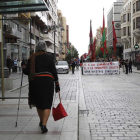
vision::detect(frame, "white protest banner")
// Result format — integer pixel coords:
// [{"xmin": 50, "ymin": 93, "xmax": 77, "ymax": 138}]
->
[{"xmin": 83, "ymin": 62, "xmax": 119, "ymax": 75}]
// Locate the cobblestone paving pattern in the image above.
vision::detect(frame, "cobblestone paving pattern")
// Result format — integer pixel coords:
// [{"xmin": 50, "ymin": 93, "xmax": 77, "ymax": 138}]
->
[
  {"xmin": 82, "ymin": 72, "xmax": 140, "ymax": 140},
  {"xmin": 8, "ymin": 73, "xmax": 79, "ymax": 102}
]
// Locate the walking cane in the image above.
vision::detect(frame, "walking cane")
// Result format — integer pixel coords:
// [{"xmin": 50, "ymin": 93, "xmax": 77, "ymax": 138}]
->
[{"xmin": 15, "ymin": 70, "xmax": 24, "ymax": 127}]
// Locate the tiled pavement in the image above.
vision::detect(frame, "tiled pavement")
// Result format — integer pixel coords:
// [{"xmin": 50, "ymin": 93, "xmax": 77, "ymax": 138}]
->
[
  {"xmin": 82, "ymin": 68, "xmax": 140, "ymax": 140},
  {"xmin": 0, "ymin": 70, "xmax": 79, "ymax": 140}
]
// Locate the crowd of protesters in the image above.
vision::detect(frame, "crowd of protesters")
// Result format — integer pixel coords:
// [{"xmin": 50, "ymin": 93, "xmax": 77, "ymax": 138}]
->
[
  {"xmin": 6, "ymin": 55, "xmax": 28, "ymax": 75},
  {"xmin": 81, "ymin": 56, "xmax": 133, "ymax": 74}
]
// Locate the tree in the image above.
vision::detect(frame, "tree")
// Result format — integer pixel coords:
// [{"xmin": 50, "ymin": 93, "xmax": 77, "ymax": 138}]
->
[
  {"xmin": 65, "ymin": 46, "xmax": 79, "ymax": 62},
  {"xmin": 95, "ymin": 47, "xmax": 113, "ymax": 58},
  {"xmin": 95, "ymin": 47, "xmax": 103, "ymax": 58}
]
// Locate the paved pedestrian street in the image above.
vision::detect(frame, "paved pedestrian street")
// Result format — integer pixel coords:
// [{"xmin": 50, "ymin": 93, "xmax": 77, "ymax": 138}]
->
[
  {"xmin": 1, "ymin": 68, "xmax": 140, "ymax": 140},
  {"xmin": 81, "ymin": 69, "xmax": 140, "ymax": 140}
]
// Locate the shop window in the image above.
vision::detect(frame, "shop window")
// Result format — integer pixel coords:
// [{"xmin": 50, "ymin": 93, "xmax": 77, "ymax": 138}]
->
[{"xmin": 136, "ymin": 0, "xmax": 140, "ymax": 11}]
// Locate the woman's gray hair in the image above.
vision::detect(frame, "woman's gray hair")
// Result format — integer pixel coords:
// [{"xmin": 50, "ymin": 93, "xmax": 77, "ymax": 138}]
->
[{"xmin": 36, "ymin": 40, "xmax": 47, "ymax": 51}]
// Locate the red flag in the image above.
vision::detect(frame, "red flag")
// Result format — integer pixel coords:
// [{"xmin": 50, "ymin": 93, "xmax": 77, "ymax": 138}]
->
[
  {"xmin": 101, "ymin": 9, "xmax": 108, "ymax": 57},
  {"xmin": 90, "ymin": 20, "xmax": 94, "ymax": 51},
  {"xmin": 87, "ymin": 49, "xmax": 91, "ymax": 56},
  {"xmin": 112, "ymin": 21, "xmax": 117, "ymax": 54}
]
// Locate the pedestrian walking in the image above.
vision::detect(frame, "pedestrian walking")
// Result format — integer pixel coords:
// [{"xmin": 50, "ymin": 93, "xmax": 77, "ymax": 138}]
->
[
  {"xmin": 11, "ymin": 60, "xmax": 14, "ymax": 73},
  {"xmin": 21, "ymin": 57, "xmax": 28, "ymax": 67},
  {"xmin": 72, "ymin": 60, "xmax": 75, "ymax": 74},
  {"xmin": 125, "ymin": 59, "xmax": 129, "ymax": 74},
  {"xmin": 6, "ymin": 55, "xmax": 12, "ymax": 74},
  {"xmin": 121, "ymin": 59, "xmax": 125, "ymax": 72},
  {"xmin": 18, "ymin": 59, "xmax": 22, "ymax": 73},
  {"xmin": 129, "ymin": 59, "xmax": 132, "ymax": 73},
  {"xmin": 14, "ymin": 57, "xmax": 18, "ymax": 73},
  {"xmin": 23, "ymin": 40, "xmax": 60, "ymax": 133}
]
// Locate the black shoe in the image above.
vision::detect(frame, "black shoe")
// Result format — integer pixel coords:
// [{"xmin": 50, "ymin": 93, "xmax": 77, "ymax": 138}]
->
[
  {"xmin": 39, "ymin": 122, "xmax": 42, "ymax": 127},
  {"xmin": 41, "ymin": 125, "xmax": 48, "ymax": 133}
]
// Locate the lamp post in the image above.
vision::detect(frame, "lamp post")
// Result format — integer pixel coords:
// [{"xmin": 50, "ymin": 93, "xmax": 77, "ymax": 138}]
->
[{"xmin": 134, "ymin": 42, "xmax": 139, "ymax": 66}]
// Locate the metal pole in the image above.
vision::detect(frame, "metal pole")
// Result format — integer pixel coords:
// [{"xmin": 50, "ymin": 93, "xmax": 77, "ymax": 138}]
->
[
  {"xmin": 135, "ymin": 48, "xmax": 136, "ymax": 67},
  {"xmin": 54, "ymin": 30, "xmax": 56, "ymax": 63},
  {"xmin": 1, "ymin": 15, "xmax": 5, "ymax": 101},
  {"xmin": 30, "ymin": 19, "xmax": 32, "ymax": 56}
]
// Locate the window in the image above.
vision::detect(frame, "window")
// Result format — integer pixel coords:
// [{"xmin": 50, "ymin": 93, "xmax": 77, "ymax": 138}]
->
[
  {"xmin": 21, "ymin": 28, "xmax": 26, "ymax": 41},
  {"xmin": 133, "ymin": 3, "xmax": 136, "ymax": 13},
  {"xmin": 123, "ymin": 14, "xmax": 126, "ymax": 22},
  {"xmin": 133, "ymin": 19, "xmax": 135, "ymax": 30},
  {"xmin": 136, "ymin": 0, "xmax": 140, "ymax": 11},
  {"xmin": 128, "ymin": 26, "xmax": 130, "ymax": 36},
  {"xmin": 136, "ymin": 17, "xmax": 140, "ymax": 29},
  {"xmin": 123, "ymin": 27, "xmax": 126, "ymax": 36},
  {"xmin": 128, "ymin": 13, "xmax": 129, "ymax": 22}
]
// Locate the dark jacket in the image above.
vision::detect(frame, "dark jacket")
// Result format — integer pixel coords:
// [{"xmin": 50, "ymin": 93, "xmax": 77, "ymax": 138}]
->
[
  {"xmin": 6, "ymin": 58, "xmax": 12, "ymax": 68},
  {"xmin": 129, "ymin": 60, "xmax": 132, "ymax": 66},
  {"xmin": 72, "ymin": 61, "xmax": 75, "ymax": 68},
  {"xmin": 23, "ymin": 53, "xmax": 58, "ymax": 82}
]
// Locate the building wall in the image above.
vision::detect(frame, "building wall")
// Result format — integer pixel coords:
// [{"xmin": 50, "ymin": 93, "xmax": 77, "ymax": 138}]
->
[
  {"xmin": 107, "ymin": 1, "xmax": 124, "ymax": 58},
  {"xmin": 3, "ymin": 13, "xmax": 30, "ymax": 60},
  {"xmin": 121, "ymin": 0, "xmax": 140, "ymax": 60},
  {"xmin": 62, "ymin": 17, "xmax": 67, "ymax": 60}
]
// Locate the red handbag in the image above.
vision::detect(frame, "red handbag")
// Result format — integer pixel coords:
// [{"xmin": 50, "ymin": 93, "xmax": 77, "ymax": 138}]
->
[{"xmin": 52, "ymin": 92, "xmax": 68, "ymax": 121}]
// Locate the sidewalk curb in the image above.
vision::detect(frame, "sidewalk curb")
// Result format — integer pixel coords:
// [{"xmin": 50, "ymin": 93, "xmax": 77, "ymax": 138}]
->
[
  {"xmin": 9, "ymin": 83, "xmax": 28, "ymax": 92},
  {"xmin": 78, "ymin": 70, "xmax": 91, "ymax": 140}
]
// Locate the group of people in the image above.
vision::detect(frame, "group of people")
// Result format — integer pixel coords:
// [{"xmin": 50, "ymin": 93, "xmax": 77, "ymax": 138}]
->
[
  {"xmin": 121, "ymin": 59, "xmax": 132, "ymax": 74},
  {"xmin": 68, "ymin": 59, "xmax": 80, "ymax": 74},
  {"xmin": 6, "ymin": 56, "xmax": 27, "ymax": 74}
]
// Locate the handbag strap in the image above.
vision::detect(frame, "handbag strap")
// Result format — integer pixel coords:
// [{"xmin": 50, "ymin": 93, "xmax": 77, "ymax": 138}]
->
[
  {"xmin": 58, "ymin": 91, "xmax": 61, "ymax": 103},
  {"xmin": 52, "ymin": 91, "xmax": 61, "ymax": 107}
]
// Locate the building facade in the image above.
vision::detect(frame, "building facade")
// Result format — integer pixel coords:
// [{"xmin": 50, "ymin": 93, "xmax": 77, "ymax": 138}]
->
[
  {"xmin": 3, "ymin": 13, "xmax": 31, "ymax": 60},
  {"xmin": 107, "ymin": 0, "xmax": 124, "ymax": 58},
  {"xmin": 44, "ymin": 0, "xmax": 59, "ymax": 59},
  {"xmin": 121, "ymin": 0, "xmax": 140, "ymax": 60}
]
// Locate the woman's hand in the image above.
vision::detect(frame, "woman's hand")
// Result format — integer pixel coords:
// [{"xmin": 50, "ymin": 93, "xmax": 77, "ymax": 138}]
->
[{"xmin": 55, "ymin": 82, "xmax": 60, "ymax": 93}]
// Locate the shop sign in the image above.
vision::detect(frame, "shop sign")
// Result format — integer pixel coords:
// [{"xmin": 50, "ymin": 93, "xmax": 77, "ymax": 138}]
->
[
  {"xmin": 134, "ymin": 43, "xmax": 139, "ymax": 49},
  {"xmin": 5, "ymin": 38, "xmax": 17, "ymax": 43}
]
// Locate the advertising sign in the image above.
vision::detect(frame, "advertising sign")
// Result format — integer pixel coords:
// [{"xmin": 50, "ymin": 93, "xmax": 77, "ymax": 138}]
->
[{"xmin": 83, "ymin": 62, "xmax": 119, "ymax": 75}]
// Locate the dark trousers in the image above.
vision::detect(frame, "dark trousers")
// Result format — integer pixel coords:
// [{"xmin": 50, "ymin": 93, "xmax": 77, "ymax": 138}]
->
[
  {"xmin": 72, "ymin": 67, "xmax": 75, "ymax": 74},
  {"xmin": 129, "ymin": 66, "xmax": 132, "ymax": 73},
  {"xmin": 125, "ymin": 65, "xmax": 128, "ymax": 74},
  {"xmin": 14, "ymin": 66, "xmax": 17, "ymax": 73},
  {"xmin": 19, "ymin": 67, "xmax": 21, "ymax": 72},
  {"xmin": 8, "ymin": 67, "xmax": 11, "ymax": 74}
]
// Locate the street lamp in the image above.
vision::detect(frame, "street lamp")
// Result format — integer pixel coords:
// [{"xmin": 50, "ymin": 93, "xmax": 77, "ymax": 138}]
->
[{"xmin": 134, "ymin": 42, "xmax": 139, "ymax": 66}]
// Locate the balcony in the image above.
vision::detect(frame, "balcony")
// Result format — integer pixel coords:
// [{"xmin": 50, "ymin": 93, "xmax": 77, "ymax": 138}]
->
[
  {"xmin": 30, "ymin": 12, "xmax": 47, "ymax": 26},
  {"xmin": 4, "ymin": 27, "xmax": 22, "ymax": 39},
  {"xmin": 44, "ymin": 33, "xmax": 54, "ymax": 44}
]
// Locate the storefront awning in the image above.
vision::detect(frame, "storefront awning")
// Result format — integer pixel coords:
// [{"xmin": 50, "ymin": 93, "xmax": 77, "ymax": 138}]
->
[{"xmin": 0, "ymin": 0, "xmax": 49, "ymax": 14}]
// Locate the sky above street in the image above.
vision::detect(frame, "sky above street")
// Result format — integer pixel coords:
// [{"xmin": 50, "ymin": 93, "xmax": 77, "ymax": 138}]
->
[{"xmin": 58, "ymin": 0, "xmax": 117, "ymax": 57}]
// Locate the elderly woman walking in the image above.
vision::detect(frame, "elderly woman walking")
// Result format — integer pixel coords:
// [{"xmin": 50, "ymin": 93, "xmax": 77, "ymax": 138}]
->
[{"xmin": 23, "ymin": 40, "xmax": 60, "ymax": 133}]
